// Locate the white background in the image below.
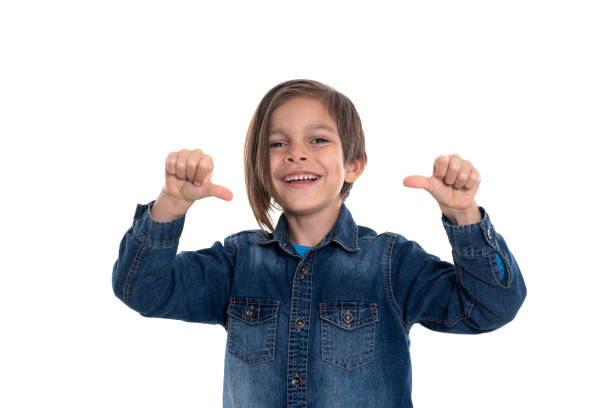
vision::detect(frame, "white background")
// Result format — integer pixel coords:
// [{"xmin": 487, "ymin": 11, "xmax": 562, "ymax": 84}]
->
[{"xmin": 1, "ymin": 1, "xmax": 610, "ymax": 407}]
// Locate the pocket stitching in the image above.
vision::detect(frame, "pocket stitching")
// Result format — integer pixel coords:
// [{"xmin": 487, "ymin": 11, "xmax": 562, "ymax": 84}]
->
[
  {"xmin": 227, "ymin": 296, "xmax": 280, "ymax": 365},
  {"xmin": 319, "ymin": 301, "xmax": 378, "ymax": 370}
]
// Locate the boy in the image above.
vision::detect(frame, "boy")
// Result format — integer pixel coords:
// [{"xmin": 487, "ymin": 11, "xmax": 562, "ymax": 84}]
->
[{"xmin": 112, "ymin": 79, "xmax": 526, "ymax": 407}]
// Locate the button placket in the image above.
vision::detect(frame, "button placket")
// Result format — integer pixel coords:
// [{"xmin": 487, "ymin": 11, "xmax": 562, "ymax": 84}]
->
[{"xmin": 287, "ymin": 259, "xmax": 314, "ymax": 407}]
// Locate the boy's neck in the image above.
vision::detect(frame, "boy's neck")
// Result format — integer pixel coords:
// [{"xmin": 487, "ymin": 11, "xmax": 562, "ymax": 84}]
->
[{"xmin": 284, "ymin": 200, "xmax": 342, "ymax": 247}]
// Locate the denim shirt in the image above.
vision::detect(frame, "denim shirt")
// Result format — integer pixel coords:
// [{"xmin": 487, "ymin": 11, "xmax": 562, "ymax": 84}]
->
[{"xmin": 112, "ymin": 200, "xmax": 527, "ymax": 408}]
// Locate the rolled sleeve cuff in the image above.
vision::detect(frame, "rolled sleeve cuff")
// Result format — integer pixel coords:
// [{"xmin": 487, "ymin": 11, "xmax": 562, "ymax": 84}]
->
[
  {"xmin": 441, "ymin": 206, "xmax": 499, "ymax": 255},
  {"xmin": 130, "ymin": 200, "xmax": 186, "ymax": 247}
]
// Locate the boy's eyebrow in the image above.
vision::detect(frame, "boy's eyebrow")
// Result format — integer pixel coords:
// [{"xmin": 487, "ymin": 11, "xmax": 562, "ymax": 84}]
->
[{"xmin": 269, "ymin": 124, "xmax": 337, "ymax": 135}]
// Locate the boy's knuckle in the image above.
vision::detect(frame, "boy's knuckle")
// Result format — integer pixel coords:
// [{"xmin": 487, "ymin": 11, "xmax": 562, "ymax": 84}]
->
[
  {"xmin": 204, "ymin": 156, "xmax": 214, "ymax": 169},
  {"xmin": 199, "ymin": 163, "xmax": 212, "ymax": 174}
]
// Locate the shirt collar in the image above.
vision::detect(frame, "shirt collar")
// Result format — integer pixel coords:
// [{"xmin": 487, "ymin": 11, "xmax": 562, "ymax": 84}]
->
[{"xmin": 252, "ymin": 203, "xmax": 360, "ymax": 253}]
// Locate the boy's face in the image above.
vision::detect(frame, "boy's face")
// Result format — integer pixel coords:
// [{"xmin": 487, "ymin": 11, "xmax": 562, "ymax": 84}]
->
[{"xmin": 267, "ymin": 96, "xmax": 363, "ymax": 218}]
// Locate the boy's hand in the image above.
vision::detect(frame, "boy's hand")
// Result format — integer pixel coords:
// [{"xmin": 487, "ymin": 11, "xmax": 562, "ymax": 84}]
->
[
  {"xmin": 163, "ymin": 149, "xmax": 233, "ymax": 203},
  {"xmin": 402, "ymin": 154, "xmax": 481, "ymax": 225}
]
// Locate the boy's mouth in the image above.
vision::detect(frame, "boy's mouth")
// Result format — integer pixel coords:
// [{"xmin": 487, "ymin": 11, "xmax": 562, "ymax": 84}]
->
[
  {"xmin": 282, "ymin": 173, "xmax": 321, "ymax": 188},
  {"xmin": 283, "ymin": 173, "xmax": 320, "ymax": 182}
]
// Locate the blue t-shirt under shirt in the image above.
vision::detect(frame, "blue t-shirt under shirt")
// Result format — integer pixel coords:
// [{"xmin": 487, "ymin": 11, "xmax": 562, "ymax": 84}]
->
[{"xmin": 291, "ymin": 243, "xmax": 312, "ymax": 257}]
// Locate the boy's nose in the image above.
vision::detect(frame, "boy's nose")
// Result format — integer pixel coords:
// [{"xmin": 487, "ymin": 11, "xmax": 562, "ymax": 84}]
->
[
  {"xmin": 285, "ymin": 147, "xmax": 309, "ymax": 162},
  {"xmin": 287, "ymin": 155, "xmax": 308, "ymax": 162}
]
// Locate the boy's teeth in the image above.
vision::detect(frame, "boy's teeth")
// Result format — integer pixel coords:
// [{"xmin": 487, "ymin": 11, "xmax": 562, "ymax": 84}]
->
[
  {"xmin": 290, "ymin": 179, "xmax": 316, "ymax": 183},
  {"xmin": 285, "ymin": 175, "xmax": 318, "ymax": 182}
]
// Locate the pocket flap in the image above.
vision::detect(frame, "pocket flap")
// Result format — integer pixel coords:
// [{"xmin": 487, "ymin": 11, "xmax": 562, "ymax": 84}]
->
[
  {"xmin": 227, "ymin": 296, "xmax": 280, "ymax": 325},
  {"xmin": 319, "ymin": 301, "xmax": 378, "ymax": 330}
]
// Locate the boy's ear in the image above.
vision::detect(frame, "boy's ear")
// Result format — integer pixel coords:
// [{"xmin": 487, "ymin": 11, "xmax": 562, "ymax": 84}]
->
[{"xmin": 344, "ymin": 156, "xmax": 366, "ymax": 183}]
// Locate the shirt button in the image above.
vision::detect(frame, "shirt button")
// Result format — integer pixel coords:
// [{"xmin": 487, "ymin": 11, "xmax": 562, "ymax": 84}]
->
[
  {"xmin": 292, "ymin": 375, "xmax": 302, "ymax": 386},
  {"xmin": 246, "ymin": 306, "xmax": 256, "ymax": 319},
  {"xmin": 298, "ymin": 265, "xmax": 308, "ymax": 276},
  {"xmin": 343, "ymin": 311, "xmax": 353, "ymax": 323},
  {"xmin": 487, "ymin": 228, "xmax": 493, "ymax": 240},
  {"xmin": 295, "ymin": 318, "xmax": 305, "ymax": 328}
]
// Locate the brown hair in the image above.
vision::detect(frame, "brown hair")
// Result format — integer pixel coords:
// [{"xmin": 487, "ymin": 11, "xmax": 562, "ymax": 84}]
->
[{"xmin": 244, "ymin": 79, "xmax": 367, "ymax": 237}]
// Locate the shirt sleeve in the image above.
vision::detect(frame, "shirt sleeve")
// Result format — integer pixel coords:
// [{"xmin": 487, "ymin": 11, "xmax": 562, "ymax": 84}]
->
[
  {"xmin": 111, "ymin": 200, "xmax": 235, "ymax": 325},
  {"xmin": 388, "ymin": 206, "xmax": 527, "ymax": 334},
  {"xmin": 443, "ymin": 215, "xmax": 505, "ymax": 278}
]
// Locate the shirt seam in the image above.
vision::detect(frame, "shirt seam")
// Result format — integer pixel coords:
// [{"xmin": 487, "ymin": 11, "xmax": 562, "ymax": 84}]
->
[
  {"xmin": 123, "ymin": 236, "xmax": 145, "ymax": 306},
  {"xmin": 382, "ymin": 232, "xmax": 413, "ymax": 333}
]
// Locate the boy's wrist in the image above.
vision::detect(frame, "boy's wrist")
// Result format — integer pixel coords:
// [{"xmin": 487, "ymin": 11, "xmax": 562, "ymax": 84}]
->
[
  {"xmin": 151, "ymin": 189, "xmax": 193, "ymax": 222},
  {"xmin": 441, "ymin": 203, "xmax": 482, "ymax": 226}
]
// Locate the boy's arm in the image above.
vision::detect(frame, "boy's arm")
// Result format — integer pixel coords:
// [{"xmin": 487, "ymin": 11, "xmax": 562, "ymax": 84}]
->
[
  {"xmin": 387, "ymin": 206, "xmax": 527, "ymax": 334},
  {"xmin": 112, "ymin": 200, "xmax": 235, "ymax": 325}
]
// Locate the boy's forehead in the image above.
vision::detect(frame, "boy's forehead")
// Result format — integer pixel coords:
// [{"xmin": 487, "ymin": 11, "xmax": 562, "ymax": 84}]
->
[
  {"xmin": 268, "ymin": 97, "xmax": 337, "ymax": 133},
  {"xmin": 268, "ymin": 123, "xmax": 337, "ymax": 136}
]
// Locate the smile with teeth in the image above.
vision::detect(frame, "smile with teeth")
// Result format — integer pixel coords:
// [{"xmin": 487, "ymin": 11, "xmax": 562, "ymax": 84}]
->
[{"xmin": 284, "ymin": 174, "xmax": 320, "ymax": 183}]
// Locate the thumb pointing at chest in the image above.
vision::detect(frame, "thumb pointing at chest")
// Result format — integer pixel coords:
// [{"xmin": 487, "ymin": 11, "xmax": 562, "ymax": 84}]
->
[
  {"xmin": 403, "ymin": 175, "xmax": 458, "ymax": 206},
  {"xmin": 403, "ymin": 175, "xmax": 433, "ymax": 193}
]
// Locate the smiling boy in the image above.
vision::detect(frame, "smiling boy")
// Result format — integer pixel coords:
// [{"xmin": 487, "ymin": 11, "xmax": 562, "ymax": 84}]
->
[
  {"xmin": 267, "ymin": 96, "xmax": 365, "ymax": 247},
  {"xmin": 113, "ymin": 79, "xmax": 526, "ymax": 407}
]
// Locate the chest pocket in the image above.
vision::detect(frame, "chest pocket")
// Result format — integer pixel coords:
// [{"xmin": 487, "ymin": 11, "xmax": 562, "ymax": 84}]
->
[
  {"xmin": 226, "ymin": 296, "xmax": 280, "ymax": 365},
  {"xmin": 319, "ymin": 301, "xmax": 378, "ymax": 370}
]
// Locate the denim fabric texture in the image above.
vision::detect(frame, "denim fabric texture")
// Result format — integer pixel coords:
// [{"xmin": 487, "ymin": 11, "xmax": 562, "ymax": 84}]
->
[{"xmin": 112, "ymin": 201, "xmax": 526, "ymax": 408}]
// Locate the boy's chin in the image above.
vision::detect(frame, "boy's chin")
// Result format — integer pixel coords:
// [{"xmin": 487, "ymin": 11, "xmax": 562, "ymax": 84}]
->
[
  {"xmin": 280, "ymin": 199, "xmax": 342, "ymax": 217},
  {"xmin": 275, "ymin": 199, "xmax": 315, "ymax": 214}
]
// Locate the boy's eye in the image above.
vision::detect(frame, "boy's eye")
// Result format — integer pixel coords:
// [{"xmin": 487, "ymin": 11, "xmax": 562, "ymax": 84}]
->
[{"xmin": 269, "ymin": 138, "xmax": 328, "ymax": 148}]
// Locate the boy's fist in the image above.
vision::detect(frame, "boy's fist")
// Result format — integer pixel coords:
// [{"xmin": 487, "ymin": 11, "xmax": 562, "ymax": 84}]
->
[
  {"xmin": 163, "ymin": 149, "xmax": 233, "ymax": 203},
  {"xmin": 403, "ymin": 154, "xmax": 481, "ymax": 224}
]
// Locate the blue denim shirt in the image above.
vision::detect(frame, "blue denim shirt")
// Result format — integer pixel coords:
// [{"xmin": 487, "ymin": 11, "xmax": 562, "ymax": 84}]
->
[{"xmin": 112, "ymin": 200, "xmax": 526, "ymax": 408}]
